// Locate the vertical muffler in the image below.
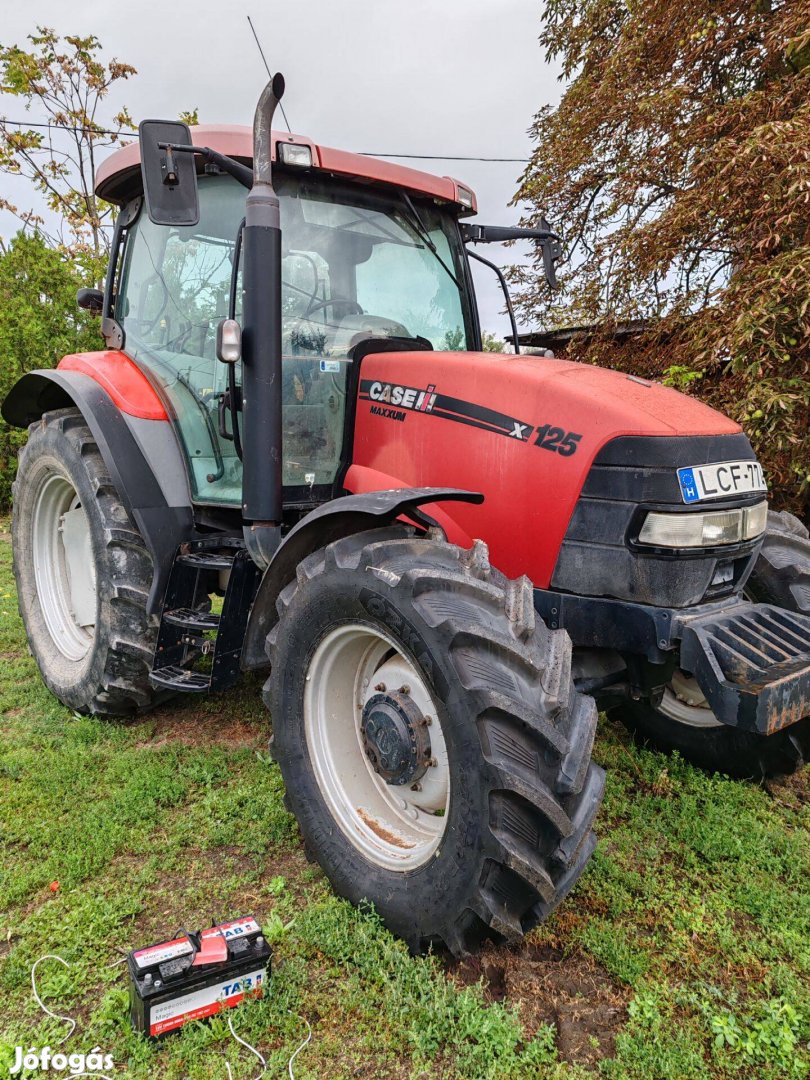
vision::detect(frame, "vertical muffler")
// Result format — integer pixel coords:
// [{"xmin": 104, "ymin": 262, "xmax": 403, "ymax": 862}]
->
[{"xmin": 241, "ymin": 73, "xmax": 285, "ymax": 567}]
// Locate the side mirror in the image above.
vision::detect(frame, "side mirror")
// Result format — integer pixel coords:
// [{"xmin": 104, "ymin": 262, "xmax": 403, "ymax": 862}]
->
[
  {"xmin": 138, "ymin": 119, "xmax": 199, "ymax": 227},
  {"xmin": 216, "ymin": 318, "xmax": 242, "ymax": 363},
  {"xmin": 76, "ymin": 287, "xmax": 104, "ymax": 314}
]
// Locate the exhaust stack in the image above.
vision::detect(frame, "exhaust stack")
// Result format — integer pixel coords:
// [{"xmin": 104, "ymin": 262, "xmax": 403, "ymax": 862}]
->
[{"xmin": 242, "ymin": 73, "xmax": 286, "ymax": 567}]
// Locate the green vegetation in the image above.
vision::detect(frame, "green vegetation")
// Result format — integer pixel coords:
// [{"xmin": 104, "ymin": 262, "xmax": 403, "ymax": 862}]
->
[
  {"xmin": 0, "ymin": 232, "xmax": 99, "ymax": 508},
  {"xmin": 0, "ymin": 525, "xmax": 807, "ymax": 1078}
]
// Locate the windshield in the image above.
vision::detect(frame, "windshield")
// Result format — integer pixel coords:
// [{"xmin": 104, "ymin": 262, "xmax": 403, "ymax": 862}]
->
[
  {"xmin": 277, "ymin": 174, "xmax": 472, "ymax": 352},
  {"xmin": 117, "ymin": 172, "xmax": 473, "ymax": 504}
]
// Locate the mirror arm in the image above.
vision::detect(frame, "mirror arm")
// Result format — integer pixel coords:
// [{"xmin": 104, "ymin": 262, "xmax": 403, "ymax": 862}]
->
[
  {"xmin": 158, "ymin": 142, "xmax": 254, "ymax": 190},
  {"xmin": 460, "ymin": 221, "xmax": 562, "ymax": 290},
  {"xmin": 460, "ymin": 223, "xmax": 560, "ymax": 244},
  {"xmin": 465, "ymin": 247, "xmax": 520, "ymax": 356}
]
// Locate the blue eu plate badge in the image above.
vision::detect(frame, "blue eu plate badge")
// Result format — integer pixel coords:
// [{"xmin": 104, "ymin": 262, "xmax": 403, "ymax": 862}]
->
[{"xmin": 677, "ymin": 467, "xmax": 700, "ymax": 503}]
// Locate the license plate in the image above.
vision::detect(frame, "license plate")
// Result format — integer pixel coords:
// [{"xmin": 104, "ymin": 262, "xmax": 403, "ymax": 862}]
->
[{"xmin": 677, "ymin": 460, "xmax": 767, "ymax": 504}]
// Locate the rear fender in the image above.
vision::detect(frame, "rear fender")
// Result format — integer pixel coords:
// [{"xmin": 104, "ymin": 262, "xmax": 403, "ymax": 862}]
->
[
  {"xmin": 2, "ymin": 368, "xmax": 193, "ymax": 613},
  {"xmin": 241, "ymin": 487, "xmax": 483, "ymax": 670}
]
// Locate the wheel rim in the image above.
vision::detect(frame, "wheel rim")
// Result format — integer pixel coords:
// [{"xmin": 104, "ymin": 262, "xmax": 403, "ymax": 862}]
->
[
  {"xmin": 32, "ymin": 472, "xmax": 97, "ymax": 662},
  {"xmin": 303, "ymin": 623, "xmax": 450, "ymax": 870},
  {"xmin": 658, "ymin": 669, "xmax": 723, "ymax": 729}
]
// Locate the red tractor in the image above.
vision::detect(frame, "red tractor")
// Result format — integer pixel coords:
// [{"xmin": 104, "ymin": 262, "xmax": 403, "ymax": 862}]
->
[{"xmin": 4, "ymin": 77, "xmax": 810, "ymax": 955}]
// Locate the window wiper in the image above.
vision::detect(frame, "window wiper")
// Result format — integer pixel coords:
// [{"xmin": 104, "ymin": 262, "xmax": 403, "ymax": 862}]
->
[{"xmin": 399, "ymin": 193, "xmax": 463, "ymax": 291}]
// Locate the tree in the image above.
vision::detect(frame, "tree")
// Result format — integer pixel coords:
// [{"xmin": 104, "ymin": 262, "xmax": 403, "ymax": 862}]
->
[
  {"xmin": 0, "ymin": 231, "xmax": 98, "ymax": 507},
  {"xmin": 482, "ymin": 331, "xmax": 506, "ymax": 352},
  {"xmin": 0, "ymin": 28, "xmax": 136, "ymax": 279},
  {"xmin": 515, "ymin": 0, "xmax": 810, "ymax": 515}
]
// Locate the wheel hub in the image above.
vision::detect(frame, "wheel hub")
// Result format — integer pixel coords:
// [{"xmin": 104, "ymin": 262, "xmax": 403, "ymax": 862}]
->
[{"xmin": 360, "ymin": 691, "xmax": 432, "ymax": 786}]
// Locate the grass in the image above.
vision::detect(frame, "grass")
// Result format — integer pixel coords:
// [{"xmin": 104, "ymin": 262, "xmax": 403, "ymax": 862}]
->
[{"xmin": 0, "ymin": 522, "xmax": 808, "ymax": 1078}]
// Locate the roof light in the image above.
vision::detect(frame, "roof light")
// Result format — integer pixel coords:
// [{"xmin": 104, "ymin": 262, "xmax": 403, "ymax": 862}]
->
[
  {"xmin": 637, "ymin": 501, "xmax": 768, "ymax": 549},
  {"xmin": 277, "ymin": 141, "xmax": 312, "ymax": 168},
  {"xmin": 456, "ymin": 185, "xmax": 475, "ymax": 210}
]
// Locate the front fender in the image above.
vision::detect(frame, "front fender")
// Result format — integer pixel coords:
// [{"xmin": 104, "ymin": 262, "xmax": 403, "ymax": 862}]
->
[
  {"xmin": 241, "ymin": 487, "xmax": 484, "ymax": 670},
  {"xmin": 3, "ymin": 369, "xmax": 193, "ymax": 613}
]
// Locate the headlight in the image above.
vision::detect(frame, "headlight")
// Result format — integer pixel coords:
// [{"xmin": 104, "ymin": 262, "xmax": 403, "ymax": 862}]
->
[{"xmin": 638, "ymin": 500, "xmax": 768, "ymax": 548}]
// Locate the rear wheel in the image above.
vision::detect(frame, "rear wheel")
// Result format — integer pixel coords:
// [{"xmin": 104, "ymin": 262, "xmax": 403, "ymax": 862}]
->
[
  {"xmin": 12, "ymin": 408, "xmax": 162, "ymax": 716},
  {"xmin": 616, "ymin": 511, "xmax": 810, "ymax": 779},
  {"xmin": 265, "ymin": 529, "xmax": 604, "ymax": 955}
]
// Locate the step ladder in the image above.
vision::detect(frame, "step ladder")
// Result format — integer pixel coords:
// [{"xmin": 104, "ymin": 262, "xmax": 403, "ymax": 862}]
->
[{"xmin": 149, "ymin": 537, "xmax": 262, "ymax": 693}]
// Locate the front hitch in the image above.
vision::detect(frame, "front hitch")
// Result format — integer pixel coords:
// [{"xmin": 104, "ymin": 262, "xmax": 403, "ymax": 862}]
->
[{"xmin": 675, "ymin": 601, "xmax": 810, "ymax": 734}]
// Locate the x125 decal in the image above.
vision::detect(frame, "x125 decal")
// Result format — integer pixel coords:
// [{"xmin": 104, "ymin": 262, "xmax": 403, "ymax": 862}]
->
[{"xmin": 534, "ymin": 424, "xmax": 583, "ymax": 457}]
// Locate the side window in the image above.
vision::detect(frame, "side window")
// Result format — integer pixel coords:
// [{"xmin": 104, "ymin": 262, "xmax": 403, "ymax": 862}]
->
[
  {"xmin": 119, "ymin": 176, "xmax": 246, "ymax": 505},
  {"xmin": 134, "ymin": 233, "xmax": 234, "ymax": 358}
]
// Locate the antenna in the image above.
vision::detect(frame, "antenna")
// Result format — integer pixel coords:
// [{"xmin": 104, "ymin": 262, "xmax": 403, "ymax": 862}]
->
[{"xmin": 247, "ymin": 15, "xmax": 292, "ymax": 133}]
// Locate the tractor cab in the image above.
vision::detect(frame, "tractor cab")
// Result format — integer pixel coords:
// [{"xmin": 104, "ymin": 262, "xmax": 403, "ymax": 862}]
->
[{"xmin": 95, "ymin": 125, "xmax": 478, "ymax": 507}]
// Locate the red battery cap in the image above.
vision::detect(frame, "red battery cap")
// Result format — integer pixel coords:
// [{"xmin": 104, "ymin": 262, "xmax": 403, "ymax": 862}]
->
[{"xmin": 192, "ymin": 930, "xmax": 228, "ymax": 966}]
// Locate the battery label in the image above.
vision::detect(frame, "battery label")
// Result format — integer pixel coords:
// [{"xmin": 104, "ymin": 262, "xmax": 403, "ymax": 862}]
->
[
  {"xmin": 149, "ymin": 968, "xmax": 265, "ymax": 1036},
  {"xmin": 202, "ymin": 917, "xmax": 260, "ymax": 941},
  {"xmin": 132, "ymin": 936, "xmax": 194, "ymax": 969}
]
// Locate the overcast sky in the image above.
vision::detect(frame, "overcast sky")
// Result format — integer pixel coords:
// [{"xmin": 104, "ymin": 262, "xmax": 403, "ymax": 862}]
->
[{"xmin": 0, "ymin": 1, "xmax": 563, "ymax": 337}]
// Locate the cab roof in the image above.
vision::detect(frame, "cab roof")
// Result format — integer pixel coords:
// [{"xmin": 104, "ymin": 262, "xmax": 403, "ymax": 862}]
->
[{"xmin": 94, "ymin": 124, "xmax": 477, "ymax": 212}]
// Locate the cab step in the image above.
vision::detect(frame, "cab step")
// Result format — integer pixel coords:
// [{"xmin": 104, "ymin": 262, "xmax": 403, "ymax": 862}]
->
[
  {"xmin": 149, "ymin": 538, "xmax": 261, "ymax": 695},
  {"xmin": 163, "ymin": 607, "xmax": 221, "ymax": 631},
  {"xmin": 149, "ymin": 665, "xmax": 211, "ymax": 692},
  {"xmin": 177, "ymin": 551, "xmax": 235, "ymax": 570}
]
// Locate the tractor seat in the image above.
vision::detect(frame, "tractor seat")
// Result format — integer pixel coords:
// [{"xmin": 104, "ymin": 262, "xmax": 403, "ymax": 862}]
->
[{"xmin": 331, "ymin": 314, "xmax": 411, "ymax": 358}]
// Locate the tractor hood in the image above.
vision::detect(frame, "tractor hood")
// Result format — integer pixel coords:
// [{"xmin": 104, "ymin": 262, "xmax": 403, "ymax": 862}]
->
[
  {"xmin": 461, "ymin": 352, "xmax": 740, "ymax": 440},
  {"xmin": 347, "ymin": 350, "xmax": 751, "ymax": 591}
]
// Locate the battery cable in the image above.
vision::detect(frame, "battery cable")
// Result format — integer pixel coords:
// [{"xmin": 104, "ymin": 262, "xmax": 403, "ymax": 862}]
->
[
  {"xmin": 31, "ymin": 954, "xmax": 76, "ymax": 1043},
  {"xmin": 30, "ymin": 955, "xmax": 113, "ymax": 1079}
]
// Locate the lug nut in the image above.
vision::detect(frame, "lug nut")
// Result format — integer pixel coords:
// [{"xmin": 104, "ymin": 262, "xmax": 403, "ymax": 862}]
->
[
  {"xmin": 399, "ymin": 685, "xmax": 410, "ymax": 695},
  {"xmin": 375, "ymin": 683, "xmax": 386, "ymax": 692},
  {"xmin": 410, "ymin": 782, "xmax": 422, "ymax": 792}
]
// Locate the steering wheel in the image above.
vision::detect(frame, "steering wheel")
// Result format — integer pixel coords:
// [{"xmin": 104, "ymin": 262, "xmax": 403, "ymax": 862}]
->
[{"xmin": 303, "ymin": 296, "xmax": 364, "ymax": 319}]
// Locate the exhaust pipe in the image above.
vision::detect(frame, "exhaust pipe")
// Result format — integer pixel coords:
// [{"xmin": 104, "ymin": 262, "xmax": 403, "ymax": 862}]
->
[{"xmin": 242, "ymin": 73, "xmax": 286, "ymax": 568}]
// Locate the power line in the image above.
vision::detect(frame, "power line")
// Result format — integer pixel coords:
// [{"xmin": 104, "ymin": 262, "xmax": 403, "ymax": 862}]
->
[
  {"xmin": 0, "ymin": 118, "xmax": 531, "ymax": 163},
  {"xmin": 358, "ymin": 153, "xmax": 529, "ymax": 162},
  {"xmin": 246, "ymin": 15, "xmax": 292, "ymax": 134},
  {"xmin": 1, "ymin": 118, "xmax": 128, "ymax": 137}
]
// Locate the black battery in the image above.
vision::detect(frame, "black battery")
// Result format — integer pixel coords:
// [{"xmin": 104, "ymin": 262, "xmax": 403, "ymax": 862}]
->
[{"xmin": 127, "ymin": 915, "xmax": 271, "ymax": 1037}]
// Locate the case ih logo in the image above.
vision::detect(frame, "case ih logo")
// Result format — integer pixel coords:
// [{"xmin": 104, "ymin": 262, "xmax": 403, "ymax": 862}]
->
[{"xmin": 362, "ymin": 380, "xmax": 438, "ymax": 413}]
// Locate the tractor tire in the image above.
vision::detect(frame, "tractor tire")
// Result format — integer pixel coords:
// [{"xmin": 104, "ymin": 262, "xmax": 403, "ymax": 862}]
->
[
  {"xmin": 265, "ymin": 528, "xmax": 604, "ymax": 956},
  {"xmin": 616, "ymin": 510, "xmax": 810, "ymax": 780},
  {"xmin": 12, "ymin": 408, "xmax": 162, "ymax": 716}
]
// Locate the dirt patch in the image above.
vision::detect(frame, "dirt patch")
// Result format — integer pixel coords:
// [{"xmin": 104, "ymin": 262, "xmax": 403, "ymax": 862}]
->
[
  {"xmin": 132, "ymin": 701, "xmax": 269, "ymax": 750},
  {"xmin": 450, "ymin": 941, "xmax": 629, "ymax": 1069},
  {"xmin": 766, "ymin": 766, "xmax": 810, "ymax": 810}
]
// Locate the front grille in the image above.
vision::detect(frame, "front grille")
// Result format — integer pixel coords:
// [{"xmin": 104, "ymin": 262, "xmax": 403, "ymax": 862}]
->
[{"xmin": 551, "ymin": 433, "xmax": 763, "ymax": 608}]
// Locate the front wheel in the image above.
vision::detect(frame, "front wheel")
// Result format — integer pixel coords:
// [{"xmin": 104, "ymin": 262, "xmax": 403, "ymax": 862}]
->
[
  {"xmin": 12, "ymin": 408, "xmax": 162, "ymax": 715},
  {"xmin": 265, "ymin": 529, "xmax": 604, "ymax": 955},
  {"xmin": 615, "ymin": 511, "xmax": 810, "ymax": 779}
]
